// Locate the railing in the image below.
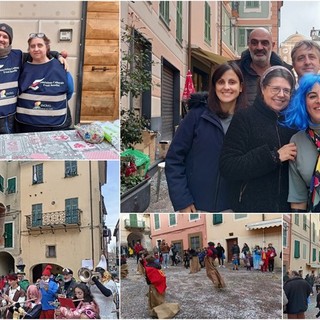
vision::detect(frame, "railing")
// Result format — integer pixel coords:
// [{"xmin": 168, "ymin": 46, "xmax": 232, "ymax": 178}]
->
[
  {"xmin": 124, "ymin": 219, "xmax": 145, "ymax": 229},
  {"xmin": 26, "ymin": 209, "xmax": 82, "ymax": 232}
]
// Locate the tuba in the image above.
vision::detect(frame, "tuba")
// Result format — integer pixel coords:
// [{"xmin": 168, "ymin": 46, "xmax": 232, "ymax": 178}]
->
[{"xmin": 77, "ymin": 267, "xmax": 101, "ymax": 284}]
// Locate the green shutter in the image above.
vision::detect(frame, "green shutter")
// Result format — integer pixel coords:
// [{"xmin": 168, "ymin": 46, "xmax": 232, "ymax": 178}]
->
[
  {"xmin": 32, "ymin": 204, "xmax": 43, "ymax": 227},
  {"xmin": 65, "ymin": 198, "xmax": 79, "ymax": 224},
  {"xmin": 130, "ymin": 214, "xmax": 138, "ymax": 227},
  {"xmin": 169, "ymin": 214, "xmax": 176, "ymax": 225},
  {"xmin": 238, "ymin": 29, "xmax": 246, "ymax": 47},
  {"xmin": 294, "ymin": 240, "xmax": 300, "ymax": 258},
  {"xmin": 176, "ymin": 1, "xmax": 183, "ymax": 43},
  {"xmin": 7, "ymin": 177, "xmax": 16, "ymax": 194},
  {"xmin": 0, "ymin": 175, "xmax": 4, "ymax": 192},
  {"xmin": 154, "ymin": 214, "xmax": 160, "ymax": 229},
  {"xmin": 313, "ymin": 248, "xmax": 317, "ymax": 262},
  {"xmin": 4, "ymin": 223, "xmax": 13, "ymax": 248},
  {"xmin": 213, "ymin": 214, "xmax": 223, "ymax": 225}
]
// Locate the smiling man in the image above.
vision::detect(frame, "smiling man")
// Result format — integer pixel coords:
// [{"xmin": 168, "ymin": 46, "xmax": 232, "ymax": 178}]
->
[
  {"xmin": 235, "ymin": 27, "xmax": 293, "ymax": 106},
  {"xmin": 291, "ymin": 40, "xmax": 320, "ymax": 80}
]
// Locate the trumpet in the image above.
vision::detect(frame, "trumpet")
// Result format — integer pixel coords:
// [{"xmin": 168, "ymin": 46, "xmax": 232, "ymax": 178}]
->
[{"xmin": 78, "ymin": 267, "xmax": 101, "ymax": 284}]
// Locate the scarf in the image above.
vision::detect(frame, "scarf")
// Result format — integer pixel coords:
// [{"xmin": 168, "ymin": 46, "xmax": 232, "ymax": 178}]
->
[
  {"xmin": 306, "ymin": 128, "xmax": 320, "ymax": 211},
  {"xmin": 0, "ymin": 45, "xmax": 12, "ymax": 58}
]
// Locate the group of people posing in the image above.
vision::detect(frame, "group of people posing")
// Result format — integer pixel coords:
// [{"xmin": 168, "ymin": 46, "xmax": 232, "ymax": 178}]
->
[
  {"xmin": 0, "ymin": 263, "xmax": 118, "ymax": 319},
  {"xmin": 165, "ymin": 27, "xmax": 320, "ymax": 213},
  {"xmin": 0, "ymin": 22, "xmax": 73, "ymax": 134}
]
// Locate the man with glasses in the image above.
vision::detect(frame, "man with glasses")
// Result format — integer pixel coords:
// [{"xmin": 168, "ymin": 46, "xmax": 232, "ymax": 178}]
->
[
  {"xmin": 0, "ymin": 23, "xmax": 67, "ymax": 134},
  {"xmin": 235, "ymin": 27, "xmax": 293, "ymax": 106}
]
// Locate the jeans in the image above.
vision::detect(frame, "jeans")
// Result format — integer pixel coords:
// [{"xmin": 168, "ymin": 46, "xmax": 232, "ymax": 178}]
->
[{"xmin": 162, "ymin": 253, "xmax": 169, "ymax": 267}]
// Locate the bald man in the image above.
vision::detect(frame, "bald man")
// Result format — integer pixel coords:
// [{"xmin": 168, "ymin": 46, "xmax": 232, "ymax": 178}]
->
[{"xmin": 235, "ymin": 27, "xmax": 293, "ymax": 106}]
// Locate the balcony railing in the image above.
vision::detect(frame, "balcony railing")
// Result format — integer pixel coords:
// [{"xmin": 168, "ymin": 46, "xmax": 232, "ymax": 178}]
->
[
  {"xmin": 26, "ymin": 209, "xmax": 82, "ymax": 233},
  {"xmin": 124, "ymin": 219, "xmax": 145, "ymax": 230}
]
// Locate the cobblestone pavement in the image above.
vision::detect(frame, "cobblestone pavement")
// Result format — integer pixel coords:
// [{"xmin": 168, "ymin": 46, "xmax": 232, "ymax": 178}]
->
[
  {"xmin": 121, "ymin": 257, "xmax": 282, "ymax": 319},
  {"xmin": 147, "ymin": 165, "xmax": 174, "ymax": 213}
]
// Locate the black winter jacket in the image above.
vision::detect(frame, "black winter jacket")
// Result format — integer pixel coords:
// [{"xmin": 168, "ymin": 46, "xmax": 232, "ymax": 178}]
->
[
  {"xmin": 235, "ymin": 49, "xmax": 293, "ymax": 106},
  {"xmin": 284, "ymin": 277, "xmax": 312, "ymax": 314},
  {"xmin": 219, "ymin": 95, "xmax": 297, "ymax": 212}
]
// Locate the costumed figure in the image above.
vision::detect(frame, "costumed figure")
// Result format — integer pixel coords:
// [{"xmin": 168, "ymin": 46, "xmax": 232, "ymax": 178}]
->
[
  {"xmin": 204, "ymin": 243, "xmax": 226, "ymax": 289},
  {"xmin": 55, "ymin": 282, "xmax": 100, "ymax": 319},
  {"xmin": 144, "ymin": 255, "xmax": 179, "ymax": 319}
]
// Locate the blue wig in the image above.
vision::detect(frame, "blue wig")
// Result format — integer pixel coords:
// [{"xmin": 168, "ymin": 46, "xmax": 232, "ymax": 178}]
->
[{"xmin": 282, "ymin": 73, "xmax": 320, "ymax": 130}]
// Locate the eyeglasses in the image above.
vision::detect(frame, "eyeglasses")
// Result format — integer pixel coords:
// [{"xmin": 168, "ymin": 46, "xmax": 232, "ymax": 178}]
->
[
  {"xmin": 29, "ymin": 33, "xmax": 45, "ymax": 39},
  {"xmin": 266, "ymin": 85, "xmax": 291, "ymax": 96}
]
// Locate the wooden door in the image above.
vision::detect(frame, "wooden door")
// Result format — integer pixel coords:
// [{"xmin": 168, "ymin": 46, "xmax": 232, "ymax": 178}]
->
[{"xmin": 81, "ymin": 1, "xmax": 119, "ymax": 122}]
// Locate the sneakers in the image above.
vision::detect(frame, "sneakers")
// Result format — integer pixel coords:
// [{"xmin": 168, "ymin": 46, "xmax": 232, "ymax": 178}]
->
[
  {"xmin": 222, "ymin": 265, "xmax": 226, "ymax": 268},
  {"xmin": 218, "ymin": 265, "xmax": 221, "ymax": 268}
]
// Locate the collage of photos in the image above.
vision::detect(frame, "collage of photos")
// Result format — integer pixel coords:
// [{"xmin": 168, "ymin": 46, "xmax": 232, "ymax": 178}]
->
[{"xmin": 0, "ymin": 0, "xmax": 320, "ymax": 320}]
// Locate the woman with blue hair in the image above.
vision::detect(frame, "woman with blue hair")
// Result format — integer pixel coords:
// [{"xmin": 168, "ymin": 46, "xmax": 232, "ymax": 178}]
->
[{"xmin": 282, "ymin": 73, "xmax": 320, "ymax": 212}]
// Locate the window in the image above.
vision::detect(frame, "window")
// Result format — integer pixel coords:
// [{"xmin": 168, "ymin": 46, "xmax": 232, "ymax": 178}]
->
[
  {"xmin": 159, "ymin": 1, "xmax": 170, "ymax": 25},
  {"xmin": 204, "ymin": 2, "xmax": 211, "ymax": 43},
  {"xmin": 313, "ymin": 222, "xmax": 316, "ymax": 242},
  {"xmin": 303, "ymin": 214, "xmax": 307, "ymax": 231},
  {"xmin": 0, "ymin": 175, "xmax": 4, "ymax": 192},
  {"xmin": 169, "ymin": 214, "xmax": 176, "ymax": 226},
  {"xmin": 65, "ymin": 198, "xmax": 79, "ymax": 224},
  {"xmin": 65, "ymin": 161, "xmax": 77, "ymax": 177},
  {"xmin": 190, "ymin": 214, "xmax": 199, "ymax": 221},
  {"xmin": 234, "ymin": 214, "xmax": 247, "ymax": 219},
  {"xmin": 283, "ymin": 223, "xmax": 288, "ymax": 247},
  {"xmin": 294, "ymin": 214, "xmax": 299, "ymax": 226},
  {"xmin": 302, "ymin": 243, "xmax": 307, "ymax": 259},
  {"xmin": 32, "ymin": 163, "xmax": 43, "ymax": 184},
  {"xmin": 213, "ymin": 214, "xmax": 223, "ymax": 225},
  {"xmin": 238, "ymin": 28, "xmax": 254, "ymax": 47},
  {"xmin": 313, "ymin": 248, "xmax": 317, "ymax": 262},
  {"xmin": 294, "ymin": 240, "xmax": 300, "ymax": 258},
  {"xmin": 190, "ymin": 235, "xmax": 200, "ymax": 250},
  {"xmin": 176, "ymin": 1, "xmax": 183, "ymax": 44},
  {"xmin": 32, "ymin": 204, "xmax": 43, "ymax": 227},
  {"xmin": 46, "ymin": 245, "xmax": 56, "ymax": 258},
  {"xmin": 154, "ymin": 214, "xmax": 160, "ymax": 229},
  {"xmin": 4, "ymin": 222, "xmax": 13, "ymax": 248},
  {"xmin": 7, "ymin": 177, "xmax": 16, "ymax": 194},
  {"xmin": 245, "ymin": 1, "xmax": 259, "ymax": 8}
]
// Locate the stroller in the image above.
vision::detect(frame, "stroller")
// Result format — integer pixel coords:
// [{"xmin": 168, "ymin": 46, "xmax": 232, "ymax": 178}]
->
[{"xmin": 175, "ymin": 253, "xmax": 182, "ymax": 264}]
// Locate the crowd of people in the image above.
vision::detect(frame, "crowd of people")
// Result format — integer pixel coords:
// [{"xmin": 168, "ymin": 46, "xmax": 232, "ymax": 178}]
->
[
  {"xmin": 0, "ymin": 22, "xmax": 73, "ymax": 134},
  {"xmin": 0, "ymin": 261, "xmax": 119, "ymax": 319},
  {"xmin": 165, "ymin": 26, "xmax": 320, "ymax": 213}
]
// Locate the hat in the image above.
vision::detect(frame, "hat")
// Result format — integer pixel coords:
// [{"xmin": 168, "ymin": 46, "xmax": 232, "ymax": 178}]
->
[
  {"xmin": 62, "ymin": 268, "xmax": 73, "ymax": 275},
  {"xmin": 42, "ymin": 265, "xmax": 52, "ymax": 276},
  {"xmin": 0, "ymin": 23, "xmax": 13, "ymax": 45},
  {"xmin": 7, "ymin": 273, "xmax": 18, "ymax": 281}
]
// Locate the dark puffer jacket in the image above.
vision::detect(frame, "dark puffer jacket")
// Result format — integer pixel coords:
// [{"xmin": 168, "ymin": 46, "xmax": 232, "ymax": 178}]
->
[
  {"xmin": 284, "ymin": 277, "xmax": 312, "ymax": 315},
  {"xmin": 219, "ymin": 95, "xmax": 297, "ymax": 212},
  {"xmin": 235, "ymin": 49, "xmax": 293, "ymax": 106},
  {"xmin": 165, "ymin": 92, "xmax": 229, "ymax": 212}
]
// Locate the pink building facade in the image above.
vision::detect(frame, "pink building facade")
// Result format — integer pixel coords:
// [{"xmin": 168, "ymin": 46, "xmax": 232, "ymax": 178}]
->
[{"xmin": 150, "ymin": 214, "xmax": 208, "ymax": 255}]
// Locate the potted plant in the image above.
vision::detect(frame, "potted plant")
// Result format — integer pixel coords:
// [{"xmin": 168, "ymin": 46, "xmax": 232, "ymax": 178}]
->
[{"xmin": 120, "ymin": 15, "xmax": 158, "ymax": 212}]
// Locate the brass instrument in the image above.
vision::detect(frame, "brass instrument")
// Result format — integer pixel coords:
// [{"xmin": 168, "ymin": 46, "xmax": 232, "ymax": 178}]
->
[{"xmin": 77, "ymin": 267, "xmax": 101, "ymax": 284}]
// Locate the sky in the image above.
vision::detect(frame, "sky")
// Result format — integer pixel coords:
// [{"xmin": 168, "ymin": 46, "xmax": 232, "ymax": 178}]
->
[
  {"xmin": 101, "ymin": 161, "xmax": 120, "ymax": 252},
  {"xmin": 279, "ymin": 1, "xmax": 320, "ymax": 43}
]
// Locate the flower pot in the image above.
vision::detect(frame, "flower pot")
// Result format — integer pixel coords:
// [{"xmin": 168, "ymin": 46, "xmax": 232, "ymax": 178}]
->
[{"xmin": 121, "ymin": 177, "xmax": 151, "ymax": 213}]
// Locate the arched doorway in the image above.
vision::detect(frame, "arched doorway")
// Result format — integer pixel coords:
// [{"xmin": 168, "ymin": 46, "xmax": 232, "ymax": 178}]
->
[
  {"xmin": 31, "ymin": 263, "xmax": 64, "ymax": 284},
  {"xmin": 0, "ymin": 251, "xmax": 14, "ymax": 275},
  {"xmin": 127, "ymin": 231, "xmax": 144, "ymax": 250}
]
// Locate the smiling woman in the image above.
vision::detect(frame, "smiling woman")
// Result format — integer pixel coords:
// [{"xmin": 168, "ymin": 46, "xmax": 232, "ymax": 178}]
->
[
  {"xmin": 219, "ymin": 65, "xmax": 297, "ymax": 212},
  {"xmin": 15, "ymin": 33, "xmax": 74, "ymax": 133},
  {"xmin": 282, "ymin": 73, "xmax": 320, "ymax": 212},
  {"xmin": 165, "ymin": 61, "xmax": 247, "ymax": 213}
]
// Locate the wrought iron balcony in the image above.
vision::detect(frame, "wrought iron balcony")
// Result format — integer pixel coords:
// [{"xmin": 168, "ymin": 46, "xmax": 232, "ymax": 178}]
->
[
  {"xmin": 26, "ymin": 209, "xmax": 82, "ymax": 233},
  {"xmin": 124, "ymin": 219, "xmax": 145, "ymax": 230}
]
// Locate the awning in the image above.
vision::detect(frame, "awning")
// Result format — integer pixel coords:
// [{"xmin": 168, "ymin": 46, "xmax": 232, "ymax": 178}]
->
[
  {"xmin": 191, "ymin": 47, "xmax": 229, "ymax": 65},
  {"xmin": 245, "ymin": 218, "xmax": 282, "ymax": 230},
  {"xmin": 307, "ymin": 263, "xmax": 320, "ymax": 269}
]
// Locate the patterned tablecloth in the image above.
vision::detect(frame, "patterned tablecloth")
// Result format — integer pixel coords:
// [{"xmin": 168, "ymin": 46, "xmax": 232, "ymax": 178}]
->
[{"xmin": 0, "ymin": 130, "xmax": 119, "ymax": 160}]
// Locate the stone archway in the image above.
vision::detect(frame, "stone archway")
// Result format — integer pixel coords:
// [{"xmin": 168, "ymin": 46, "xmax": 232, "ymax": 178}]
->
[
  {"xmin": 30, "ymin": 263, "xmax": 64, "ymax": 284},
  {"xmin": 127, "ymin": 231, "xmax": 144, "ymax": 250}
]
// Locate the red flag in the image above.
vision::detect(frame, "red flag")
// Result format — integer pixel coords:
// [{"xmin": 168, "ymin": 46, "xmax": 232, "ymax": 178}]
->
[
  {"xmin": 182, "ymin": 70, "xmax": 195, "ymax": 101},
  {"xmin": 145, "ymin": 266, "xmax": 167, "ymax": 294}
]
